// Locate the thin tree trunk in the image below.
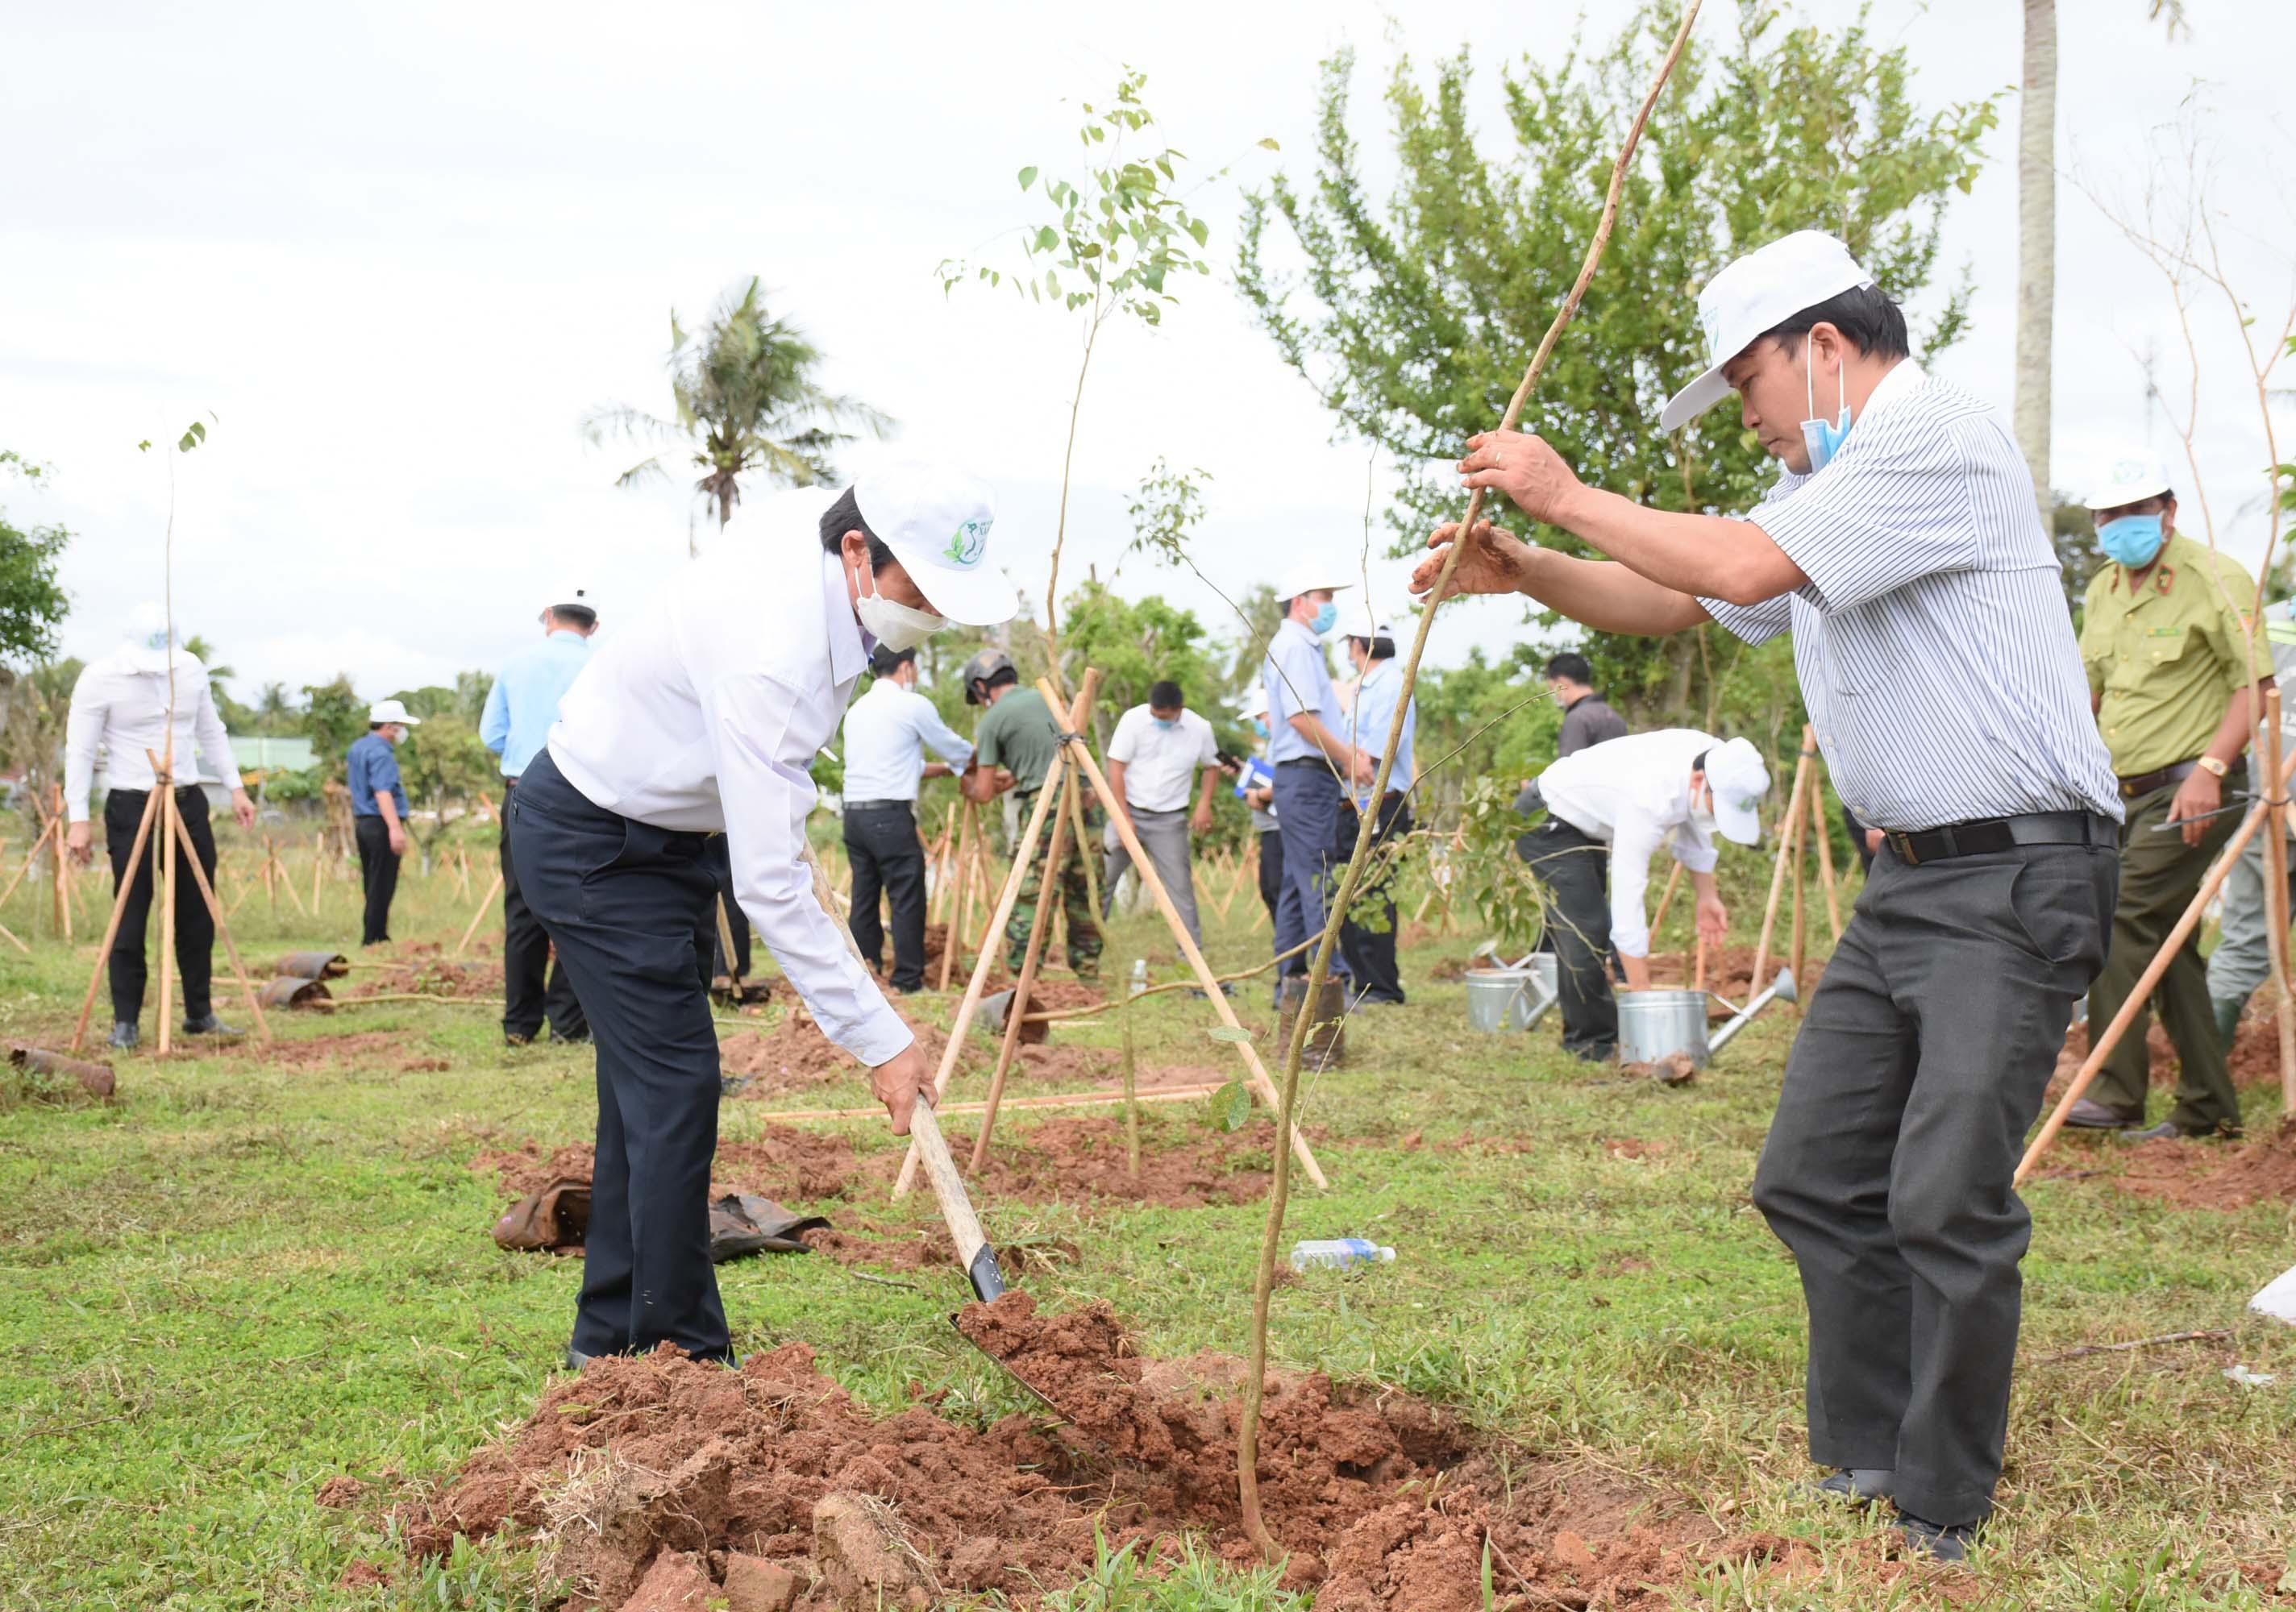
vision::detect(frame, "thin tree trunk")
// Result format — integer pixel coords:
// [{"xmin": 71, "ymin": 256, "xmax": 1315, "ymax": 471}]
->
[{"xmin": 2015, "ymin": 0, "xmax": 2057, "ymax": 521}]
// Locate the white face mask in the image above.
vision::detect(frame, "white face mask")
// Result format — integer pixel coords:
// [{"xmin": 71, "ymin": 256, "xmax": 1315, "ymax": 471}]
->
[
  {"xmin": 851, "ymin": 555, "xmax": 946, "ymax": 654},
  {"xmin": 1687, "ymin": 776, "xmax": 1716, "ymax": 836}
]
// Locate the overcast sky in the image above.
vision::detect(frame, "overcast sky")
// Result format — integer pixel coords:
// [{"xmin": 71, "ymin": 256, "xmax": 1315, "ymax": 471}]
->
[{"xmin": 3, "ymin": 0, "xmax": 2291, "ymax": 703}]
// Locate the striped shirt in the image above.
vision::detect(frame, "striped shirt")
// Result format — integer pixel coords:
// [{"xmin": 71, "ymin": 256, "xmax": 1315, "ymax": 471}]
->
[{"xmin": 1701, "ymin": 362, "xmax": 2121, "ymax": 833}]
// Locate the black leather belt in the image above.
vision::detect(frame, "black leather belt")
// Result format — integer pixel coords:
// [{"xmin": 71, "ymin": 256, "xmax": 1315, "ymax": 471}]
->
[
  {"xmin": 1275, "ymin": 757, "xmax": 1329, "ymax": 771},
  {"xmin": 843, "ymin": 799, "xmax": 914, "ymax": 814},
  {"xmin": 2117, "ymin": 757, "xmax": 2244, "ymax": 798},
  {"xmin": 1884, "ymin": 810, "xmax": 2118, "ymax": 867}
]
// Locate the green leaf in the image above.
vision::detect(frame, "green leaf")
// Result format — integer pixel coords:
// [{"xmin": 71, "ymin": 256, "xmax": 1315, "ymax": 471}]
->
[
  {"xmin": 1258, "ymin": 136, "xmax": 1280, "ymax": 151},
  {"xmin": 1206, "ymin": 1024, "xmax": 1253, "ymax": 1044},
  {"xmin": 1034, "ymin": 225, "xmax": 1058, "ymax": 252},
  {"xmin": 1017, "ymin": 165, "xmax": 1038, "ymax": 190},
  {"xmin": 1187, "ymin": 217, "xmax": 1209, "ymax": 248}
]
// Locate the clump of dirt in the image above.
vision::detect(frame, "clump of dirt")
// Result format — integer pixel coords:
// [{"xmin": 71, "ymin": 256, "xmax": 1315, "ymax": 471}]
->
[
  {"xmin": 1427, "ymin": 956, "xmax": 1468, "ymax": 983},
  {"xmin": 2054, "ymin": 1010, "xmax": 2291, "ymax": 1097},
  {"xmin": 2100, "ymin": 1118, "xmax": 2296, "ymax": 1211},
  {"xmin": 410, "ymin": 1298, "xmax": 1759, "ymax": 1609},
  {"xmin": 349, "ymin": 954, "xmax": 505, "ymax": 1000},
  {"xmin": 315, "ymin": 1475, "xmax": 368, "ymax": 1508},
  {"xmin": 268, "ymin": 1030, "xmax": 409, "ymax": 1069},
  {"xmin": 477, "ymin": 1128, "xmax": 859, "ymax": 1204},
  {"xmin": 1620, "ymin": 1053, "xmax": 1699, "ymax": 1086},
  {"xmin": 888, "ymin": 1115, "xmax": 1281, "ymax": 1209}
]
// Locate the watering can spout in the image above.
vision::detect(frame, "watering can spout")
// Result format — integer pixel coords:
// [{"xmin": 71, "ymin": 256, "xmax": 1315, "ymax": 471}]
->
[
  {"xmin": 1706, "ymin": 967, "xmax": 1797, "ymax": 1056},
  {"xmin": 1773, "ymin": 967, "xmax": 1797, "ymax": 1006}
]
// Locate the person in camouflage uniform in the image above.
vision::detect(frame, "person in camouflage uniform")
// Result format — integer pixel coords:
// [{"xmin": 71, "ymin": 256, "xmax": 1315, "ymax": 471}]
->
[{"xmin": 961, "ymin": 649, "xmax": 1103, "ymax": 980}]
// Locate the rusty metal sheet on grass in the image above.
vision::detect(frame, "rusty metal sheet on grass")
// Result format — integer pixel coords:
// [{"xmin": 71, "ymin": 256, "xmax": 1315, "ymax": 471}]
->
[
  {"xmin": 273, "ymin": 950, "xmax": 350, "ymax": 980},
  {"xmin": 260, "ymin": 976, "xmax": 332, "ymax": 1009},
  {"xmin": 6, "ymin": 1042, "xmax": 115, "ymax": 1102}
]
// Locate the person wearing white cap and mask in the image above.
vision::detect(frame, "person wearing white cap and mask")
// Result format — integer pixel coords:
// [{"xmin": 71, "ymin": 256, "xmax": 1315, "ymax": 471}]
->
[
  {"xmin": 480, "ymin": 585, "xmax": 600, "ymax": 1046},
  {"xmin": 1262, "ymin": 560, "xmax": 1375, "ymax": 999},
  {"xmin": 1415, "ymin": 231, "xmax": 2121, "ymax": 1557},
  {"xmin": 510, "ymin": 462, "xmax": 1016, "ymax": 1369},
  {"xmin": 1516, "ymin": 731, "xmax": 1766, "ymax": 1060},
  {"xmin": 347, "ymin": 699, "xmax": 421, "ymax": 946},
  {"xmin": 63, "ymin": 603, "xmax": 258, "ymax": 1049},
  {"xmin": 2067, "ymin": 451, "xmax": 2266, "ymax": 1141},
  {"xmin": 1337, "ymin": 607, "xmax": 1416, "ymax": 1004}
]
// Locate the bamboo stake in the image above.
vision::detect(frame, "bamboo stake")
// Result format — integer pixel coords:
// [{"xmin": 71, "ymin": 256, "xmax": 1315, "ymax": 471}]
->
[
  {"xmin": 971, "ymin": 758, "xmax": 1079, "ymax": 1171},
  {"xmin": 310, "ymin": 832, "xmax": 324, "ymax": 916},
  {"xmin": 1750, "ymin": 742, "xmax": 1811, "ymax": 998},
  {"xmin": 1694, "ymin": 935, "xmax": 1708, "ymax": 995},
  {"xmin": 2016, "ymin": 735, "xmax": 2296, "ymax": 1184},
  {"xmin": 2263, "ymin": 686, "xmax": 2295, "ymax": 1110},
  {"xmin": 71, "ymin": 784, "xmax": 165, "ymax": 1052},
  {"xmin": 892, "ymin": 748, "xmax": 1074, "ymax": 1199},
  {"xmin": 969, "ymin": 675, "xmax": 1098, "ymax": 1171},
  {"xmin": 167, "ymin": 802, "xmax": 272, "ymax": 1048},
  {"xmin": 0, "ymin": 818, "xmax": 56, "ymax": 912},
  {"xmin": 1649, "ymin": 859, "xmax": 1685, "ymax": 939},
  {"xmin": 1790, "ymin": 730, "xmax": 1813, "ymax": 1002},
  {"xmin": 1050, "ymin": 681, "xmax": 1328, "ymax": 1192},
  {"xmin": 1812, "ymin": 764, "xmax": 1845, "ymax": 942},
  {"xmin": 936, "ymin": 803, "xmax": 975, "ymax": 991},
  {"xmin": 766, "ymin": 1081, "xmax": 1224, "ymax": 1124},
  {"xmin": 458, "ymin": 870, "xmax": 505, "ymax": 955},
  {"xmin": 157, "ymin": 780, "xmax": 177, "ymax": 1057},
  {"xmin": 1122, "ymin": 972, "xmax": 1142, "ymax": 1178},
  {"xmin": 1233, "ymin": 0, "xmax": 1703, "ymax": 1559},
  {"xmin": 1065, "ymin": 762, "xmax": 1104, "ymax": 927},
  {"xmin": 713, "ymin": 894, "xmax": 742, "ymax": 983}
]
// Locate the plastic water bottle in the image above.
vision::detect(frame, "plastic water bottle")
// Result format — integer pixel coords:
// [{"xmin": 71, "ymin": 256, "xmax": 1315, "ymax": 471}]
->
[
  {"xmin": 1129, "ymin": 959, "xmax": 1149, "ymax": 998},
  {"xmin": 1290, "ymin": 1238, "xmax": 1395, "ymax": 1272}
]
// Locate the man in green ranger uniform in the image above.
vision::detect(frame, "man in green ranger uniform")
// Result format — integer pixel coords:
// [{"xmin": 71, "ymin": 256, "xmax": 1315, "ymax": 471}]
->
[
  {"xmin": 960, "ymin": 649, "xmax": 1103, "ymax": 979},
  {"xmin": 2069, "ymin": 451, "xmax": 2271, "ymax": 1139}
]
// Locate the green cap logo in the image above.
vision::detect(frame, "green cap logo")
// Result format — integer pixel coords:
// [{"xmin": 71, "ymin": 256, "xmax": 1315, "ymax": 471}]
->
[{"xmin": 946, "ymin": 517, "xmax": 990, "ymax": 568}]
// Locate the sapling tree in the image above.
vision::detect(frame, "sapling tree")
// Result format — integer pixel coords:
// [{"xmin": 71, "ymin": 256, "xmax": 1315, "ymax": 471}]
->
[{"xmin": 939, "ymin": 70, "xmax": 1271, "ymax": 688}]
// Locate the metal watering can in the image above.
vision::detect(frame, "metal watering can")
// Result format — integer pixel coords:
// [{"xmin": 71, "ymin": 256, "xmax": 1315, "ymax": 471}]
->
[{"xmin": 1704, "ymin": 967, "xmax": 1799, "ymax": 1055}]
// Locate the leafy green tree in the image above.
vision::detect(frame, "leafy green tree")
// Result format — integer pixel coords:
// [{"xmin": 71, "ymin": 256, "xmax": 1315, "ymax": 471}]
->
[
  {"xmin": 1235, "ymin": 0, "xmax": 1998, "ymax": 727},
  {"xmin": 397, "ymin": 713, "xmax": 497, "ymax": 865},
  {"xmin": 0, "ymin": 452, "xmax": 74, "ymax": 671},
  {"xmin": 300, "ymin": 675, "xmax": 365, "ymax": 779},
  {"xmin": 586, "ymin": 278, "xmax": 891, "ymax": 547}
]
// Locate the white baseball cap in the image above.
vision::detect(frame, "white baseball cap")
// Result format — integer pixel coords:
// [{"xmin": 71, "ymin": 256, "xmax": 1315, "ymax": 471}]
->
[
  {"xmin": 852, "ymin": 461, "xmax": 1017, "ymax": 628},
  {"xmin": 1237, "ymin": 688, "xmax": 1269, "ymax": 721},
  {"xmin": 1341, "ymin": 604, "xmax": 1396, "ymax": 641},
  {"xmin": 1275, "ymin": 559, "xmax": 1355, "ymax": 604},
  {"xmin": 545, "ymin": 584, "xmax": 599, "ymax": 617},
  {"xmin": 367, "ymin": 699, "xmax": 422, "ymax": 727},
  {"xmin": 1699, "ymin": 736, "xmax": 1770, "ymax": 846},
  {"xmin": 121, "ymin": 601, "xmax": 182, "ymax": 671},
  {"xmin": 1660, "ymin": 231, "xmax": 1878, "ymax": 432},
  {"xmin": 2084, "ymin": 451, "xmax": 2174, "ymax": 512}
]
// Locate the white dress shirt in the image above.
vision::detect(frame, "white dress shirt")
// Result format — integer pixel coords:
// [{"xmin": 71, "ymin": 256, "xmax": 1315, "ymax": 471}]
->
[
  {"xmin": 1533, "ymin": 728, "xmax": 1723, "ymax": 960},
  {"xmin": 547, "ymin": 546, "xmax": 910, "ymax": 1066},
  {"xmin": 1106, "ymin": 705, "xmax": 1218, "ymax": 812},
  {"xmin": 838, "ymin": 676, "xmax": 974, "ymax": 804},
  {"xmin": 64, "ymin": 650, "xmax": 238, "ymax": 822},
  {"xmin": 1700, "ymin": 361, "xmax": 2119, "ymax": 831}
]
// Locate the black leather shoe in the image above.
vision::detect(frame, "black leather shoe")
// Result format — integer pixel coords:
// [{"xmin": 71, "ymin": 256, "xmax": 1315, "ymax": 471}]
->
[
  {"xmin": 181, "ymin": 1015, "xmax": 240, "ymax": 1039},
  {"xmin": 2119, "ymin": 1120, "xmax": 2214, "ymax": 1144},
  {"xmin": 108, "ymin": 1021, "xmax": 139, "ymax": 1051},
  {"xmin": 504, "ymin": 1031, "xmax": 534, "ymax": 1048},
  {"xmin": 1810, "ymin": 1468, "xmax": 1895, "ymax": 1506},
  {"xmin": 1896, "ymin": 1514, "xmax": 1977, "ymax": 1563},
  {"xmin": 2063, "ymin": 1097, "xmax": 2142, "ymax": 1130}
]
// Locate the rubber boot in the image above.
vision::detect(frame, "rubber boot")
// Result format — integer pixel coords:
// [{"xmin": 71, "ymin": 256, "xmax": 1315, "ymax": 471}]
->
[{"xmin": 2213, "ymin": 995, "xmax": 2244, "ymax": 1053}]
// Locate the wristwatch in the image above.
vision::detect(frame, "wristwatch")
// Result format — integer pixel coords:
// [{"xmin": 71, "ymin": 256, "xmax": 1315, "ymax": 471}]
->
[{"xmin": 2196, "ymin": 755, "xmax": 2230, "ymax": 779}]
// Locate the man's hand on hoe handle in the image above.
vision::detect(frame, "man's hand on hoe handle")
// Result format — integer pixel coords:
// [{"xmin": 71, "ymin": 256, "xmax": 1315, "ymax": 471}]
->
[{"xmin": 870, "ymin": 1041, "xmax": 933, "ymax": 1136}]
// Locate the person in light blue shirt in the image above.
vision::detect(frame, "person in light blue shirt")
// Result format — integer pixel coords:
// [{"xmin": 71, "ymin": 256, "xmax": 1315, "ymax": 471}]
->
[
  {"xmin": 1338, "ymin": 611, "xmax": 1419, "ymax": 1004},
  {"xmin": 482, "ymin": 586, "xmax": 597, "ymax": 1044},
  {"xmin": 838, "ymin": 646, "xmax": 976, "ymax": 991},
  {"xmin": 1261, "ymin": 561, "xmax": 1375, "ymax": 992}
]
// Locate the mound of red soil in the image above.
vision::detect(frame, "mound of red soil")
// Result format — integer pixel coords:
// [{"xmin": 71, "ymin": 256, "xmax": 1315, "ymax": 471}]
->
[
  {"xmin": 268, "ymin": 1030, "xmax": 409, "ymax": 1069},
  {"xmin": 349, "ymin": 955, "xmax": 505, "ymax": 1000},
  {"xmin": 722, "ymin": 1009, "xmax": 1113, "ymax": 1099},
  {"xmin": 410, "ymin": 1297, "xmax": 1770, "ymax": 1610},
  {"xmin": 2054, "ymin": 1012, "xmax": 2292, "ymax": 1098},
  {"xmin": 476, "ymin": 1128, "xmax": 859, "ymax": 1204},
  {"xmin": 892, "ymin": 1115, "xmax": 1283, "ymax": 1210},
  {"xmin": 2100, "ymin": 1119, "xmax": 2296, "ymax": 1211}
]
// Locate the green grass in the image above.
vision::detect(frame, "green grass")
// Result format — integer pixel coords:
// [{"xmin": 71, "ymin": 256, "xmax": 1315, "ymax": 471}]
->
[{"xmin": 2, "ymin": 833, "xmax": 2294, "ymax": 1608}]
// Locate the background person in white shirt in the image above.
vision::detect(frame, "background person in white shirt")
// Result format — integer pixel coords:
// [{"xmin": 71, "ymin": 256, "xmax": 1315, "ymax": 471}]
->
[
  {"xmin": 508, "ymin": 463, "xmax": 1014, "ymax": 1369},
  {"xmin": 1517, "ymin": 730, "xmax": 1763, "ymax": 1059},
  {"xmin": 838, "ymin": 644, "xmax": 975, "ymax": 991},
  {"xmin": 1101, "ymin": 679, "xmax": 1221, "ymax": 946},
  {"xmin": 64, "ymin": 604, "xmax": 257, "ymax": 1050}
]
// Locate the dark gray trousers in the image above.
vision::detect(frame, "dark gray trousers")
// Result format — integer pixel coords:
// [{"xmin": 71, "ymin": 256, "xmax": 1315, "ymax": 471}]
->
[{"xmin": 1751, "ymin": 839, "xmax": 2115, "ymax": 1527}]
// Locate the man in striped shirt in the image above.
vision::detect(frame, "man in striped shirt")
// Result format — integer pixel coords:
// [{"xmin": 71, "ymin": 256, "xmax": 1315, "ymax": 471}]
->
[{"xmin": 1414, "ymin": 231, "xmax": 2120, "ymax": 1560}]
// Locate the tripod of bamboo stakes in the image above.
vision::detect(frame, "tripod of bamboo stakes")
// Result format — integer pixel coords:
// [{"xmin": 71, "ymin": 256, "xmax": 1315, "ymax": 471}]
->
[
  {"xmin": 890, "ymin": 668, "xmax": 1329, "ymax": 1201},
  {"xmin": 1745, "ymin": 723, "xmax": 1846, "ymax": 999}
]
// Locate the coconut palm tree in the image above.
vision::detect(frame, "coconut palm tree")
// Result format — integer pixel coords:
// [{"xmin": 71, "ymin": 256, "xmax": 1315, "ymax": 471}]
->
[
  {"xmin": 2015, "ymin": 1, "xmax": 2189, "ymax": 519},
  {"xmin": 256, "ymin": 681, "xmax": 292, "ymax": 736},
  {"xmin": 584, "ymin": 278, "xmax": 892, "ymax": 553}
]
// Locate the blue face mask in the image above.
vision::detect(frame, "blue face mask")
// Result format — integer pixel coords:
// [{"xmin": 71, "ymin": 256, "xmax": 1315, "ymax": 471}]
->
[
  {"xmin": 1799, "ymin": 333, "xmax": 1852, "ymax": 473},
  {"xmin": 1251, "ymin": 718, "xmax": 1269, "ymax": 739},
  {"xmin": 1152, "ymin": 716, "xmax": 1177, "ymax": 731},
  {"xmin": 1309, "ymin": 600, "xmax": 1339, "ymax": 637},
  {"xmin": 2098, "ymin": 513, "xmax": 2167, "ymax": 568}
]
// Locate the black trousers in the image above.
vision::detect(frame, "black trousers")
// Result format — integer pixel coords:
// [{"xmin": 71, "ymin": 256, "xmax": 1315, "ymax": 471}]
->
[
  {"xmin": 351, "ymin": 815, "xmax": 401, "ymax": 945},
  {"xmin": 500, "ymin": 777, "xmax": 587, "ymax": 1041},
  {"xmin": 509, "ymin": 749, "xmax": 729, "ymax": 1362},
  {"xmin": 103, "ymin": 785, "xmax": 218, "ymax": 1024},
  {"xmin": 1519, "ymin": 815, "xmax": 1617, "ymax": 1058},
  {"xmin": 703, "ymin": 836, "xmax": 751, "ymax": 980},
  {"xmin": 1337, "ymin": 792, "xmax": 1412, "ymax": 1003},
  {"xmin": 844, "ymin": 801, "xmax": 928, "ymax": 991},
  {"xmin": 1255, "ymin": 829, "xmax": 1285, "ymax": 927},
  {"xmin": 1751, "ymin": 838, "xmax": 2115, "ymax": 1527}
]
